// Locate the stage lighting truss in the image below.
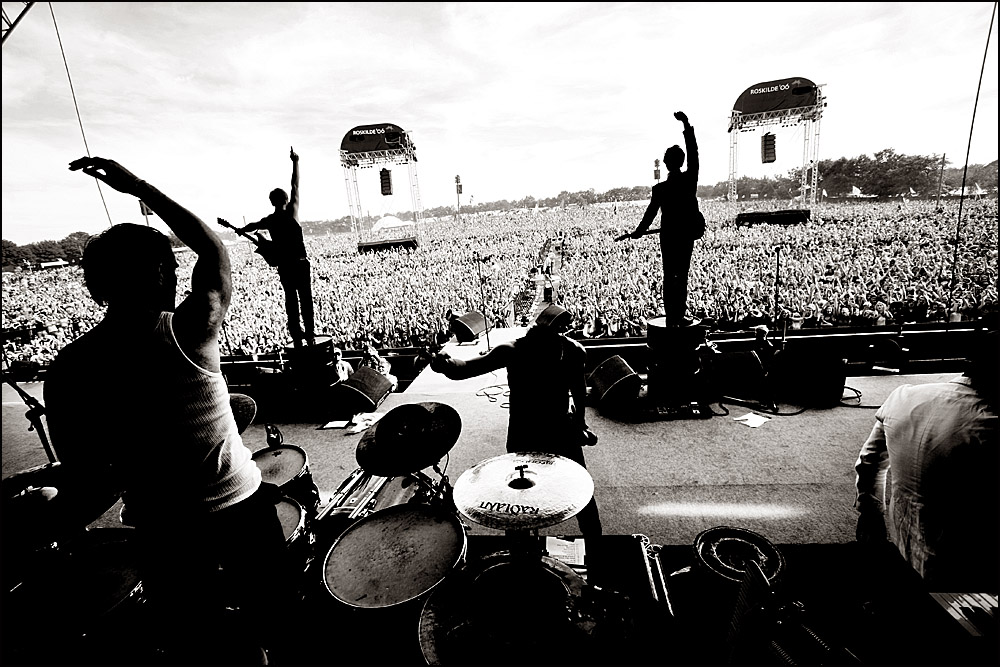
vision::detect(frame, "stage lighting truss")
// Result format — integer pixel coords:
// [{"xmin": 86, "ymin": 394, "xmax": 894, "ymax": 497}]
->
[
  {"xmin": 727, "ymin": 91, "xmax": 825, "ymax": 207},
  {"xmin": 340, "ymin": 142, "xmax": 423, "ymax": 241}
]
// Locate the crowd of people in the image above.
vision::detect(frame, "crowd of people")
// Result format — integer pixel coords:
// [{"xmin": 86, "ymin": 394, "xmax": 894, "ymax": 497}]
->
[{"xmin": 3, "ymin": 197, "xmax": 997, "ymax": 366}]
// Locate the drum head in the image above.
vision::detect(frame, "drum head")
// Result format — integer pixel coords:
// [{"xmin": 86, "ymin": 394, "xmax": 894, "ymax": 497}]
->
[
  {"xmin": 323, "ymin": 504, "xmax": 465, "ymax": 609},
  {"xmin": 253, "ymin": 446, "xmax": 307, "ymax": 486},
  {"xmin": 275, "ymin": 497, "xmax": 305, "ymax": 544}
]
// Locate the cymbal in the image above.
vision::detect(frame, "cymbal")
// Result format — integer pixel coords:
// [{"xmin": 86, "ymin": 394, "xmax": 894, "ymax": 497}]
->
[
  {"xmin": 356, "ymin": 402, "xmax": 462, "ymax": 476},
  {"xmin": 2, "ymin": 462, "xmax": 122, "ymax": 549},
  {"xmin": 451, "ymin": 452, "xmax": 594, "ymax": 530}
]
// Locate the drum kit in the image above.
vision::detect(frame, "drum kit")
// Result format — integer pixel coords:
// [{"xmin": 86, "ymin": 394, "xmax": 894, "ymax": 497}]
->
[{"xmin": 2, "ymin": 399, "xmax": 611, "ymax": 664}]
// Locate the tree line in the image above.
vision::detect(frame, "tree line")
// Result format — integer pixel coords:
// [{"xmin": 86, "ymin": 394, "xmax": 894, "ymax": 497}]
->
[{"xmin": 4, "ymin": 150, "xmax": 997, "ymax": 269}]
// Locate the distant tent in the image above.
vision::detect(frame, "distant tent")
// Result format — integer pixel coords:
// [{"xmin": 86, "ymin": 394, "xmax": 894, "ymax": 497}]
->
[
  {"xmin": 39, "ymin": 259, "xmax": 69, "ymax": 269},
  {"xmin": 851, "ymin": 185, "xmax": 862, "ymax": 196},
  {"xmin": 909, "ymin": 187, "xmax": 918, "ymax": 196}
]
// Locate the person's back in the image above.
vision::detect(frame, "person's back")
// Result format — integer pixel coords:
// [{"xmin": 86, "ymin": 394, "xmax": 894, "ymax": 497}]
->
[
  {"xmin": 856, "ymin": 332, "xmax": 998, "ymax": 590},
  {"xmin": 877, "ymin": 379, "xmax": 996, "ymax": 585},
  {"xmin": 506, "ymin": 326, "xmax": 584, "ymax": 450},
  {"xmin": 258, "ymin": 205, "xmax": 306, "ymax": 264},
  {"xmin": 46, "ymin": 312, "xmax": 258, "ymax": 524}
]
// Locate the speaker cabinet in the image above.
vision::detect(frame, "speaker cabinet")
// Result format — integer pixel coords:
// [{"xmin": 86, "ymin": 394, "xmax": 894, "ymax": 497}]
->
[
  {"xmin": 588, "ymin": 355, "xmax": 642, "ymax": 408},
  {"xmin": 452, "ymin": 311, "xmax": 487, "ymax": 343},
  {"xmin": 335, "ymin": 366, "xmax": 393, "ymax": 414}
]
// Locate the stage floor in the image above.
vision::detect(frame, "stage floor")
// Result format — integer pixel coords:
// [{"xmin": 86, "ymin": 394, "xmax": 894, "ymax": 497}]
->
[{"xmin": 2, "ymin": 331, "xmax": 960, "ymax": 547}]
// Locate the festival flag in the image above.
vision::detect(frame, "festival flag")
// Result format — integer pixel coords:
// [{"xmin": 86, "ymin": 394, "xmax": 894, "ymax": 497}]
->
[{"xmin": 139, "ymin": 201, "xmax": 155, "ymax": 216}]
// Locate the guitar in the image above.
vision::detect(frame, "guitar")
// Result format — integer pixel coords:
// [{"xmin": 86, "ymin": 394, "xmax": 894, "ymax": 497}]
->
[
  {"xmin": 217, "ymin": 218, "xmax": 281, "ymax": 267},
  {"xmin": 614, "ymin": 228, "xmax": 661, "ymax": 242}
]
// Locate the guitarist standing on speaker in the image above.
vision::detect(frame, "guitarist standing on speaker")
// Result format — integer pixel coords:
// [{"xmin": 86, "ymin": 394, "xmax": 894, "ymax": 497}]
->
[
  {"xmin": 629, "ymin": 111, "xmax": 703, "ymax": 327},
  {"xmin": 239, "ymin": 147, "xmax": 316, "ymax": 348}
]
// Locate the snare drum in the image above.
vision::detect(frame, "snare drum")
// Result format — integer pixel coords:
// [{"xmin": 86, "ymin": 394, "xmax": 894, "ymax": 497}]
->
[
  {"xmin": 322, "ymin": 504, "xmax": 466, "ymax": 609},
  {"xmin": 252, "ymin": 445, "xmax": 321, "ymax": 519}
]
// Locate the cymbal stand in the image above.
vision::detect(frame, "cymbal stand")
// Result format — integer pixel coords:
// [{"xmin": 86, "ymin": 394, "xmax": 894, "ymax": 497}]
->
[
  {"xmin": 429, "ymin": 460, "xmax": 455, "ymax": 511},
  {"xmin": 4, "ymin": 374, "xmax": 57, "ymax": 463}
]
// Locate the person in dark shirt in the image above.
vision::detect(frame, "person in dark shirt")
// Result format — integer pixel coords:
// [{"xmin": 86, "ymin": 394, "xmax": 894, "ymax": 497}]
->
[
  {"xmin": 429, "ymin": 305, "xmax": 602, "ymax": 537},
  {"xmin": 240, "ymin": 147, "xmax": 316, "ymax": 347},
  {"xmin": 630, "ymin": 111, "xmax": 702, "ymax": 327}
]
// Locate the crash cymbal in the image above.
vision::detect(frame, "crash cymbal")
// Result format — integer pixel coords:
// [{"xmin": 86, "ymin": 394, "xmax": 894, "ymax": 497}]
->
[
  {"xmin": 451, "ymin": 452, "xmax": 594, "ymax": 531},
  {"xmin": 356, "ymin": 402, "xmax": 462, "ymax": 476}
]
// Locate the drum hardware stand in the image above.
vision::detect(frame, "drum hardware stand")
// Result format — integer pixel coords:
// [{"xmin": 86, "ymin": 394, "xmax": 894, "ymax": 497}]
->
[
  {"xmin": 265, "ymin": 423, "xmax": 284, "ymax": 448},
  {"xmin": 4, "ymin": 374, "xmax": 57, "ymax": 463}
]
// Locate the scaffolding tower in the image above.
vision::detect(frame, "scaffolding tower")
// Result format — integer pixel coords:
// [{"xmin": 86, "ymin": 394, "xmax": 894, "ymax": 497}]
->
[{"xmin": 728, "ymin": 83, "xmax": 826, "ymax": 207}]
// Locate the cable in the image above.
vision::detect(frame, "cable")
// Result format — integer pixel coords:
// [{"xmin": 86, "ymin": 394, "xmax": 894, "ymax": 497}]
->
[
  {"xmin": 948, "ymin": 1, "xmax": 997, "ymax": 311},
  {"xmin": 476, "ymin": 384, "xmax": 510, "ymax": 408},
  {"xmin": 719, "ymin": 395, "xmax": 807, "ymax": 417},
  {"xmin": 840, "ymin": 386, "xmax": 881, "ymax": 409},
  {"xmin": 49, "ymin": 2, "xmax": 112, "ymax": 227}
]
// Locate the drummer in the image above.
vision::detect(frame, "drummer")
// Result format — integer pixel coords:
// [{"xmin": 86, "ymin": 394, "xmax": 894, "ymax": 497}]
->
[
  {"xmin": 430, "ymin": 304, "xmax": 602, "ymax": 537},
  {"xmin": 44, "ymin": 157, "xmax": 295, "ymax": 660}
]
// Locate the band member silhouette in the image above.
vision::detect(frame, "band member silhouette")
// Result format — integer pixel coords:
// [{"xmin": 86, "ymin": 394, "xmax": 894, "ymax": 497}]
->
[
  {"xmin": 240, "ymin": 147, "xmax": 316, "ymax": 347},
  {"xmin": 630, "ymin": 111, "xmax": 703, "ymax": 327}
]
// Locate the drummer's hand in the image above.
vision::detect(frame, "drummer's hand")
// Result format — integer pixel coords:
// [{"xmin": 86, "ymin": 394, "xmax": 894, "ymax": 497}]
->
[
  {"xmin": 429, "ymin": 351, "xmax": 451, "ymax": 372},
  {"xmin": 69, "ymin": 157, "xmax": 143, "ymax": 196}
]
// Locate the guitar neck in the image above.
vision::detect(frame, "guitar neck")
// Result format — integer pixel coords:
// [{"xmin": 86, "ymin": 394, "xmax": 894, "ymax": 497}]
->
[{"xmin": 218, "ymin": 219, "xmax": 260, "ymax": 246}]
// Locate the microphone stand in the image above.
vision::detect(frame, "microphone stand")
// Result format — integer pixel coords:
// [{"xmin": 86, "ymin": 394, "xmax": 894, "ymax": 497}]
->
[
  {"xmin": 473, "ymin": 251, "xmax": 493, "ymax": 354},
  {"xmin": 4, "ymin": 375, "xmax": 57, "ymax": 463}
]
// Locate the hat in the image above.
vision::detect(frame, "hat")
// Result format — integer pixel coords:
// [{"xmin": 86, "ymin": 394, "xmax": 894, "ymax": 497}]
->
[
  {"xmin": 534, "ymin": 304, "xmax": 572, "ymax": 330},
  {"xmin": 356, "ymin": 402, "xmax": 462, "ymax": 476}
]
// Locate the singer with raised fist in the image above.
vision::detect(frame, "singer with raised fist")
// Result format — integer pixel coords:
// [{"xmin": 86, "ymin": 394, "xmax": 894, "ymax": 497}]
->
[
  {"xmin": 44, "ymin": 157, "xmax": 294, "ymax": 661},
  {"xmin": 629, "ymin": 111, "xmax": 704, "ymax": 327}
]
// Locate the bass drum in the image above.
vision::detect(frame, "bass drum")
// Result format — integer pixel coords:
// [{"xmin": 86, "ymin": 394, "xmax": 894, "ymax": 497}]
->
[{"xmin": 322, "ymin": 503, "xmax": 467, "ymax": 609}]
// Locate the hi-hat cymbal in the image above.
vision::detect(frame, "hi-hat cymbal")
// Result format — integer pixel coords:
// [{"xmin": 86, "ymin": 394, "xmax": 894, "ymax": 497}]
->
[
  {"xmin": 452, "ymin": 452, "xmax": 594, "ymax": 530},
  {"xmin": 356, "ymin": 402, "xmax": 462, "ymax": 476}
]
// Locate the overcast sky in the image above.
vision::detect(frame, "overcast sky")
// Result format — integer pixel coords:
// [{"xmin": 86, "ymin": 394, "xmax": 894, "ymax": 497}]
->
[{"xmin": 2, "ymin": 2, "xmax": 997, "ymax": 245}]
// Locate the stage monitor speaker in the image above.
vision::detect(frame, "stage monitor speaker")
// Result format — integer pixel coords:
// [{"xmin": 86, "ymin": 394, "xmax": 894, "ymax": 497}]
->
[
  {"xmin": 588, "ymin": 355, "xmax": 642, "ymax": 408},
  {"xmin": 452, "ymin": 311, "xmax": 487, "ymax": 343},
  {"xmin": 335, "ymin": 366, "xmax": 393, "ymax": 414},
  {"xmin": 770, "ymin": 348, "xmax": 846, "ymax": 408}
]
